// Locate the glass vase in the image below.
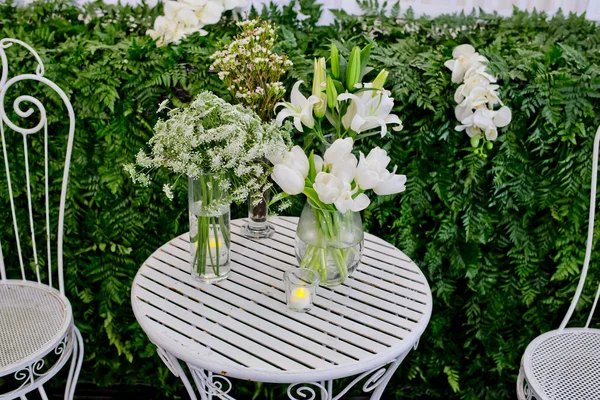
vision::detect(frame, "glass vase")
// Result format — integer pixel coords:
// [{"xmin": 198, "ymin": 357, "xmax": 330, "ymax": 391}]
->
[
  {"xmin": 294, "ymin": 201, "xmax": 364, "ymax": 287},
  {"xmin": 189, "ymin": 175, "xmax": 231, "ymax": 284},
  {"xmin": 240, "ymin": 190, "xmax": 275, "ymax": 239}
]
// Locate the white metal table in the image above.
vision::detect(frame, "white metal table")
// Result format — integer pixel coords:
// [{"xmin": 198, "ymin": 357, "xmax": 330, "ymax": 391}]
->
[{"xmin": 131, "ymin": 217, "xmax": 432, "ymax": 400}]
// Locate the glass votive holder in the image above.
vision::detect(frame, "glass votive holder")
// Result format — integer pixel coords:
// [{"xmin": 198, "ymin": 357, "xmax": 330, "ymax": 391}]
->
[{"xmin": 284, "ymin": 268, "xmax": 320, "ymax": 313}]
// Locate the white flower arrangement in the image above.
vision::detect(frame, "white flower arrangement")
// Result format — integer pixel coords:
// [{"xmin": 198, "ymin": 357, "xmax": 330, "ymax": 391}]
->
[
  {"xmin": 445, "ymin": 44, "xmax": 512, "ymax": 152},
  {"xmin": 147, "ymin": 0, "xmax": 247, "ymax": 46},
  {"xmin": 125, "ymin": 91, "xmax": 291, "ymax": 212},
  {"xmin": 275, "ymin": 43, "xmax": 403, "ymax": 144},
  {"xmin": 269, "ymin": 138, "xmax": 406, "ymax": 214}
]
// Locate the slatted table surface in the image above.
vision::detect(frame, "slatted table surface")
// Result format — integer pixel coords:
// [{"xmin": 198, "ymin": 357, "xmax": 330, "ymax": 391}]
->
[{"xmin": 131, "ymin": 217, "xmax": 432, "ymax": 384}]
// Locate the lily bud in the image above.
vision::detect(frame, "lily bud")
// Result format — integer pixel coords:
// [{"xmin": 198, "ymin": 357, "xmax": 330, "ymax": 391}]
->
[
  {"xmin": 372, "ymin": 69, "xmax": 389, "ymax": 91},
  {"xmin": 330, "ymin": 44, "xmax": 340, "ymax": 79},
  {"xmin": 346, "ymin": 46, "xmax": 361, "ymax": 91},
  {"xmin": 326, "ymin": 75, "xmax": 338, "ymax": 109},
  {"xmin": 312, "ymin": 57, "xmax": 327, "ymax": 118}
]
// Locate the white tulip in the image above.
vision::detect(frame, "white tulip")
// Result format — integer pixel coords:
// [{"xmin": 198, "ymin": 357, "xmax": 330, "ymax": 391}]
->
[
  {"xmin": 334, "ymin": 184, "xmax": 370, "ymax": 213},
  {"xmin": 355, "ymin": 148, "xmax": 390, "ymax": 190},
  {"xmin": 324, "ymin": 138, "xmax": 353, "ymax": 165},
  {"xmin": 271, "ymin": 164, "xmax": 305, "ymax": 195},
  {"xmin": 354, "ymin": 148, "xmax": 406, "ymax": 195},
  {"xmin": 275, "ymin": 81, "xmax": 321, "ymax": 132},
  {"xmin": 373, "ymin": 169, "xmax": 407, "ymax": 195},
  {"xmin": 313, "ymin": 172, "xmax": 345, "ymax": 204},
  {"xmin": 313, "ymin": 154, "xmax": 324, "ymax": 173},
  {"xmin": 444, "ymin": 44, "xmax": 489, "ymax": 84},
  {"xmin": 338, "ymin": 88, "xmax": 403, "ymax": 137},
  {"xmin": 267, "ymin": 145, "xmax": 309, "ymax": 178}
]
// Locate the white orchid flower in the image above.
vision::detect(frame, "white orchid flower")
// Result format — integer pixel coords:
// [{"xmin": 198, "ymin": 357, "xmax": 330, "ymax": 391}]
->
[
  {"xmin": 313, "ymin": 172, "xmax": 345, "ymax": 204},
  {"xmin": 334, "ymin": 183, "xmax": 370, "ymax": 213},
  {"xmin": 454, "ymin": 85, "xmax": 502, "ymax": 120},
  {"xmin": 221, "ymin": 0, "xmax": 248, "ymax": 10},
  {"xmin": 456, "ymin": 106, "xmax": 512, "ymax": 141},
  {"xmin": 444, "ymin": 44, "xmax": 489, "ymax": 83},
  {"xmin": 338, "ymin": 88, "xmax": 403, "ymax": 138},
  {"xmin": 195, "ymin": 0, "xmax": 224, "ymax": 25},
  {"xmin": 275, "ymin": 81, "xmax": 321, "ymax": 132}
]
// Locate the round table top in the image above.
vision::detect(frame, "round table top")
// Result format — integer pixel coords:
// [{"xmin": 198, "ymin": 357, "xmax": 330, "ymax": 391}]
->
[{"xmin": 131, "ymin": 217, "xmax": 432, "ymax": 384}]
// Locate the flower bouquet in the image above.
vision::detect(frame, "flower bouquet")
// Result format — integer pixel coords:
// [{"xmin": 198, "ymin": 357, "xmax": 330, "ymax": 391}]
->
[
  {"xmin": 270, "ymin": 138, "xmax": 406, "ymax": 286},
  {"xmin": 126, "ymin": 92, "xmax": 290, "ymax": 283}
]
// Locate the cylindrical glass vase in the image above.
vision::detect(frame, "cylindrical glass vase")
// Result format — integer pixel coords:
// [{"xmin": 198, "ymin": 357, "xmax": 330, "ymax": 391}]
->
[
  {"xmin": 189, "ymin": 175, "xmax": 231, "ymax": 284},
  {"xmin": 294, "ymin": 201, "xmax": 364, "ymax": 287},
  {"xmin": 240, "ymin": 190, "xmax": 275, "ymax": 239}
]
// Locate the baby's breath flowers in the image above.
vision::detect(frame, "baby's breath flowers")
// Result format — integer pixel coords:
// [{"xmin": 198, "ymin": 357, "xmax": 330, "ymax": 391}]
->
[
  {"xmin": 125, "ymin": 91, "xmax": 291, "ymax": 212},
  {"xmin": 210, "ymin": 19, "xmax": 292, "ymax": 121}
]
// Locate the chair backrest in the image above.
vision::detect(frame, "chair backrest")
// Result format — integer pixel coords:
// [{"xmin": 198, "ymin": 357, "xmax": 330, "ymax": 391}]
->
[
  {"xmin": 560, "ymin": 125, "xmax": 600, "ymax": 329},
  {"xmin": 0, "ymin": 38, "xmax": 75, "ymax": 296}
]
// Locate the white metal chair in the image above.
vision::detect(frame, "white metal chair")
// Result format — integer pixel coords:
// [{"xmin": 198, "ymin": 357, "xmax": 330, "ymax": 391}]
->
[
  {"xmin": 517, "ymin": 126, "xmax": 600, "ymax": 400},
  {"xmin": 0, "ymin": 39, "xmax": 83, "ymax": 399}
]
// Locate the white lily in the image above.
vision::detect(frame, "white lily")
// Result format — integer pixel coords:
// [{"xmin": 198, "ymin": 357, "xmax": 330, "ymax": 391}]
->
[
  {"xmin": 275, "ymin": 81, "xmax": 321, "ymax": 132},
  {"xmin": 338, "ymin": 88, "xmax": 403, "ymax": 138},
  {"xmin": 271, "ymin": 164, "xmax": 305, "ymax": 195},
  {"xmin": 334, "ymin": 183, "xmax": 370, "ymax": 213}
]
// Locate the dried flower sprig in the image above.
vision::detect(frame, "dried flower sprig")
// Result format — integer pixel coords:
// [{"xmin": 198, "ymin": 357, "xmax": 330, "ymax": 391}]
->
[{"xmin": 210, "ymin": 19, "xmax": 292, "ymax": 121}]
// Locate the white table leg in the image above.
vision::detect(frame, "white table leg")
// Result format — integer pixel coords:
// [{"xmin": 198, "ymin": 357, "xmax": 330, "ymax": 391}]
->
[{"xmin": 287, "ymin": 349, "xmax": 412, "ymax": 400}]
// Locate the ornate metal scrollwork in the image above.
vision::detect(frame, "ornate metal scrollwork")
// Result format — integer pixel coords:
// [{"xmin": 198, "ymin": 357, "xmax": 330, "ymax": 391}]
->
[
  {"xmin": 0, "ymin": 332, "xmax": 73, "ymax": 399},
  {"xmin": 287, "ymin": 382, "xmax": 329, "ymax": 400},
  {"xmin": 188, "ymin": 366, "xmax": 235, "ymax": 400}
]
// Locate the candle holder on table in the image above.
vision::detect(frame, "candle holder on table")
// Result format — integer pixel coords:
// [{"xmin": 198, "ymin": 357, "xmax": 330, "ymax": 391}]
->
[{"xmin": 284, "ymin": 268, "xmax": 319, "ymax": 313}]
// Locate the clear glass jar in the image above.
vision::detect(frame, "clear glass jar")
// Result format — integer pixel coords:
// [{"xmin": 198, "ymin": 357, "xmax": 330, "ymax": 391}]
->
[
  {"xmin": 284, "ymin": 268, "xmax": 320, "ymax": 313},
  {"xmin": 189, "ymin": 175, "xmax": 231, "ymax": 284},
  {"xmin": 294, "ymin": 201, "xmax": 364, "ymax": 287},
  {"xmin": 240, "ymin": 189, "xmax": 275, "ymax": 239}
]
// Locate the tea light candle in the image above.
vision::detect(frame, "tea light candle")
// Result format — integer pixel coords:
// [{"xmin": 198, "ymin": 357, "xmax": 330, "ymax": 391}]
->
[
  {"xmin": 289, "ymin": 287, "xmax": 311, "ymax": 309},
  {"xmin": 284, "ymin": 268, "xmax": 320, "ymax": 312}
]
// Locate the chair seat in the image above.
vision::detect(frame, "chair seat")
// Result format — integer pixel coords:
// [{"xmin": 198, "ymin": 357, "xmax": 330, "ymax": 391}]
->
[
  {"xmin": 0, "ymin": 281, "xmax": 73, "ymax": 373},
  {"xmin": 522, "ymin": 328, "xmax": 600, "ymax": 400}
]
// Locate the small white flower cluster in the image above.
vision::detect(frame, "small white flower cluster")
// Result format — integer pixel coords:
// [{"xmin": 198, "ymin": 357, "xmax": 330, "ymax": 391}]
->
[
  {"xmin": 147, "ymin": 0, "xmax": 247, "ymax": 47},
  {"xmin": 210, "ymin": 19, "xmax": 292, "ymax": 121},
  {"xmin": 445, "ymin": 44, "xmax": 512, "ymax": 149},
  {"xmin": 125, "ymin": 91, "xmax": 292, "ymax": 208}
]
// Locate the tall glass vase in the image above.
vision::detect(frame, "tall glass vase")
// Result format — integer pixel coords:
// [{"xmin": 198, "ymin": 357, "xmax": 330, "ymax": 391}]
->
[
  {"xmin": 240, "ymin": 190, "xmax": 275, "ymax": 239},
  {"xmin": 294, "ymin": 201, "xmax": 364, "ymax": 287},
  {"xmin": 189, "ymin": 175, "xmax": 231, "ymax": 284}
]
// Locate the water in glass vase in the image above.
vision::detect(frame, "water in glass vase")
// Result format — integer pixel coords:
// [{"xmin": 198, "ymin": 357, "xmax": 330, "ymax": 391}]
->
[
  {"xmin": 189, "ymin": 176, "xmax": 231, "ymax": 284},
  {"xmin": 294, "ymin": 202, "xmax": 364, "ymax": 287}
]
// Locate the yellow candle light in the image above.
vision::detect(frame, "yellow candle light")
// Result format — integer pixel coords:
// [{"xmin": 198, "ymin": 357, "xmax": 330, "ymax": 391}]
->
[{"xmin": 289, "ymin": 287, "xmax": 311, "ymax": 309}]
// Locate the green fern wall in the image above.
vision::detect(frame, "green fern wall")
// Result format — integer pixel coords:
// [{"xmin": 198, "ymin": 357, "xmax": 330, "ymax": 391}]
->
[{"xmin": 1, "ymin": 0, "xmax": 599, "ymax": 398}]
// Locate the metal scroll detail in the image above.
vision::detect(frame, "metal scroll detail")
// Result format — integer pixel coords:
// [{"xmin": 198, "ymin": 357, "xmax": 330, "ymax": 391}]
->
[
  {"xmin": 188, "ymin": 367, "xmax": 235, "ymax": 400},
  {"xmin": 287, "ymin": 356, "xmax": 405, "ymax": 400},
  {"xmin": 0, "ymin": 333, "xmax": 72, "ymax": 399}
]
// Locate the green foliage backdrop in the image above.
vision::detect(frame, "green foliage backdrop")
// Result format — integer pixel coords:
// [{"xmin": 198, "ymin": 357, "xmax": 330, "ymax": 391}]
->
[{"xmin": 1, "ymin": 1, "xmax": 600, "ymax": 398}]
